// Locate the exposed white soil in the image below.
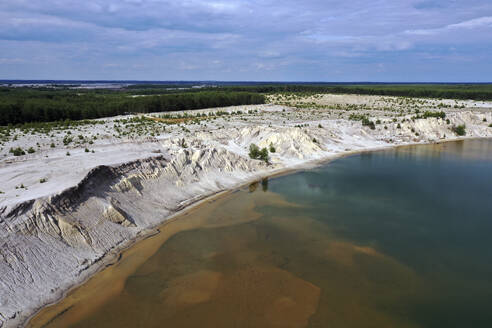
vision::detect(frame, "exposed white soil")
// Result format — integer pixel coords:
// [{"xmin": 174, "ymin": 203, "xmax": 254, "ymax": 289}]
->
[{"xmin": 1, "ymin": 94, "xmax": 492, "ymax": 327}]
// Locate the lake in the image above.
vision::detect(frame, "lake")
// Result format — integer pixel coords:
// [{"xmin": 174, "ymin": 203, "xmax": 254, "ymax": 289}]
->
[{"xmin": 29, "ymin": 139, "xmax": 492, "ymax": 328}]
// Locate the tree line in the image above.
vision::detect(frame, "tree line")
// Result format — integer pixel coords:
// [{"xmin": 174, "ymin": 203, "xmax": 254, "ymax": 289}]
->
[
  {"xmin": 217, "ymin": 84, "xmax": 492, "ymax": 101},
  {"xmin": 0, "ymin": 90, "xmax": 265, "ymax": 125}
]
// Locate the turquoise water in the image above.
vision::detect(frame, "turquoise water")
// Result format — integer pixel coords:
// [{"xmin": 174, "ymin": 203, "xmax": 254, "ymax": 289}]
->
[{"xmin": 37, "ymin": 139, "xmax": 492, "ymax": 328}]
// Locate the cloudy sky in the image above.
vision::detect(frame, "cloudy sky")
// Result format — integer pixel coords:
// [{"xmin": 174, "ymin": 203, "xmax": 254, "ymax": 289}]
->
[{"xmin": 1, "ymin": 0, "xmax": 491, "ymax": 81}]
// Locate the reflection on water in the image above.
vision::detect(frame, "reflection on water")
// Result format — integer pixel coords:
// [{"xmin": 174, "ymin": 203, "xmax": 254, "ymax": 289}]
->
[{"xmin": 30, "ymin": 139, "xmax": 492, "ymax": 328}]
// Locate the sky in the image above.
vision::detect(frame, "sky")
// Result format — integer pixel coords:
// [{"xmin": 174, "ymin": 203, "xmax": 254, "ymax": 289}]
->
[{"xmin": 1, "ymin": 0, "xmax": 492, "ymax": 82}]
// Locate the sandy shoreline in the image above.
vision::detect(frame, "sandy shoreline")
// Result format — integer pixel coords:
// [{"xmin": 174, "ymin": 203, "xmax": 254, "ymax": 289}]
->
[
  {"xmin": 2, "ymin": 94, "xmax": 492, "ymax": 327},
  {"xmin": 20, "ymin": 142, "xmax": 416, "ymax": 327}
]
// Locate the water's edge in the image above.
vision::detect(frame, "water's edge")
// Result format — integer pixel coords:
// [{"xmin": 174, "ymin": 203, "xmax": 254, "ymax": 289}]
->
[{"xmin": 23, "ymin": 136, "xmax": 491, "ymax": 327}]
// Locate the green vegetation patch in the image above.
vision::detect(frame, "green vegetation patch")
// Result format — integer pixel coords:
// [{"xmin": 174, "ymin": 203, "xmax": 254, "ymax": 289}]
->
[
  {"xmin": 0, "ymin": 88, "xmax": 265, "ymax": 126},
  {"xmin": 349, "ymin": 113, "xmax": 375, "ymax": 129},
  {"xmin": 422, "ymin": 111, "xmax": 446, "ymax": 119},
  {"xmin": 452, "ymin": 124, "xmax": 466, "ymax": 136},
  {"xmin": 9, "ymin": 147, "xmax": 25, "ymax": 156},
  {"xmin": 249, "ymin": 143, "xmax": 269, "ymax": 163}
]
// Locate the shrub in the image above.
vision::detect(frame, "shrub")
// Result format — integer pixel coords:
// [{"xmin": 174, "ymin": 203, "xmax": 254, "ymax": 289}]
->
[
  {"xmin": 39, "ymin": 178, "xmax": 47, "ymax": 183},
  {"xmin": 452, "ymin": 124, "xmax": 466, "ymax": 136},
  {"xmin": 63, "ymin": 135, "xmax": 73, "ymax": 145},
  {"xmin": 258, "ymin": 147, "xmax": 269, "ymax": 162},
  {"xmin": 269, "ymin": 143, "xmax": 276, "ymax": 153},
  {"xmin": 9, "ymin": 147, "xmax": 25, "ymax": 156},
  {"xmin": 423, "ymin": 111, "xmax": 446, "ymax": 119},
  {"xmin": 362, "ymin": 118, "xmax": 376, "ymax": 130},
  {"xmin": 85, "ymin": 148, "xmax": 89, "ymax": 152},
  {"xmin": 50, "ymin": 142, "xmax": 55, "ymax": 148},
  {"xmin": 249, "ymin": 143, "xmax": 260, "ymax": 159},
  {"xmin": 27, "ymin": 147, "xmax": 35, "ymax": 154},
  {"xmin": 249, "ymin": 143, "xmax": 269, "ymax": 163},
  {"xmin": 66, "ymin": 151, "xmax": 71, "ymax": 156}
]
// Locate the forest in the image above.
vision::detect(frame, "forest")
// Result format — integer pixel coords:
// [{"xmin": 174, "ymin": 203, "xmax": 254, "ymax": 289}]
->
[
  {"xmin": 0, "ymin": 88, "xmax": 265, "ymax": 125},
  {"xmin": 217, "ymin": 84, "xmax": 492, "ymax": 101},
  {"xmin": 2, "ymin": 83, "xmax": 492, "ymax": 126}
]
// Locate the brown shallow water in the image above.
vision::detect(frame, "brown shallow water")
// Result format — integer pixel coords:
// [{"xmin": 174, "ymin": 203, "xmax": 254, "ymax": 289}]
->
[
  {"xmin": 29, "ymin": 139, "xmax": 492, "ymax": 328},
  {"xmin": 28, "ymin": 188, "xmax": 419, "ymax": 328}
]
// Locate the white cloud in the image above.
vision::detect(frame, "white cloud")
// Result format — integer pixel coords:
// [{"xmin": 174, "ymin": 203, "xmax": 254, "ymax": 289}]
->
[{"xmin": 405, "ymin": 16, "xmax": 492, "ymax": 35}]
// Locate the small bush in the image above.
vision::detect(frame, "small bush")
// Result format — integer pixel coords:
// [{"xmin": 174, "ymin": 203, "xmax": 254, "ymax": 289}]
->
[
  {"xmin": 66, "ymin": 151, "xmax": 71, "ymax": 156},
  {"xmin": 63, "ymin": 136, "xmax": 73, "ymax": 145},
  {"xmin": 249, "ymin": 143, "xmax": 269, "ymax": 163},
  {"xmin": 85, "ymin": 148, "xmax": 89, "ymax": 152},
  {"xmin": 249, "ymin": 143, "xmax": 260, "ymax": 159},
  {"xmin": 362, "ymin": 118, "xmax": 375, "ymax": 130},
  {"xmin": 9, "ymin": 147, "xmax": 25, "ymax": 156},
  {"xmin": 451, "ymin": 124, "xmax": 466, "ymax": 136},
  {"xmin": 259, "ymin": 147, "xmax": 269, "ymax": 162},
  {"xmin": 27, "ymin": 147, "xmax": 35, "ymax": 154},
  {"xmin": 39, "ymin": 178, "xmax": 47, "ymax": 183},
  {"xmin": 269, "ymin": 143, "xmax": 276, "ymax": 153},
  {"xmin": 50, "ymin": 142, "xmax": 55, "ymax": 148}
]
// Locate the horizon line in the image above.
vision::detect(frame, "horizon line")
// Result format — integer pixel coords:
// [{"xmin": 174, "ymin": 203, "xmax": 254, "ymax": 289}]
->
[{"xmin": 1, "ymin": 79, "xmax": 492, "ymax": 84}]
